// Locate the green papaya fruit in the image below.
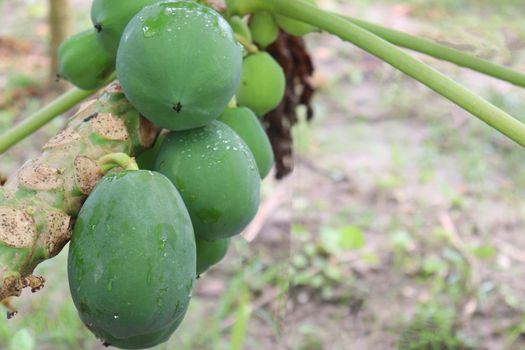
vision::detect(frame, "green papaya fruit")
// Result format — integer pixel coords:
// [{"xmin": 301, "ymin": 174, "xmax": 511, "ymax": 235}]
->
[
  {"xmin": 91, "ymin": 0, "xmax": 159, "ymax": 57},
  {"xmin": 117, "ymin": 1, "xmax": 243, "ymax": 131},
  {"xmin": 236, "ymin": 52, "xmax": 285, "ymax": 117},
  {"xmin": 275, "ymin": 0, "xmax": 318, "ymax": 36},
  {"xmin": 136, "ymin": 133, "xmax": 166, "ymax": 170},
  {"xmin": 68, "ymin": 170, "xmax": 195, "ymax": 347},
  {"xmin": 250, "ymin": 11, "xmax": 279, "ymax": 48},
  {"xmin": 155, "ymin": 121, "xmax": 260, "ymax": 241},
  {"xmin": 58, "ymin": 29, "xmax": 114, "ymax": 90},
  {"xmin": 229, "ymin": 16, "xmax": 252, "ymax": 43},
  {"xmin": 196, "ymin": 238, "xmax": 230, "ymax": 275},
  {"xmin": 219, "ymin": 107, "xmax": 274, "ymax": 179}
]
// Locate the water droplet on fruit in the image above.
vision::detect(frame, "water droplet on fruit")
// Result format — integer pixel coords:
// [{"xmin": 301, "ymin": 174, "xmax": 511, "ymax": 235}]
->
[
  {"xmin": 113, "ymin": 314, "xmax": 119, "ymax": 319},
  {"xmin": 142, "ymin": 25, "xmax": 158, "ymax": 38},
  {"xmin": 159, "ymin": 236, "xmax": 168, "ymax": 250}
]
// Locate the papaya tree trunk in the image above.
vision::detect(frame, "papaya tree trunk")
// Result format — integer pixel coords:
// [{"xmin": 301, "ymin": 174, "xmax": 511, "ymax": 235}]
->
[
  {"xmin": 49, "ymin": 0, "xmax": 71, "ymax": 83},
  {"xmin": 0, "ymin": 83, "xmax": 159, "ymax": 301}
]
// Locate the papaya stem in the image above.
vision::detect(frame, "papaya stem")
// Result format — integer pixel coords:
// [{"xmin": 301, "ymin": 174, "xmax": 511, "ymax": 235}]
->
[
  {"xmin": 234, "ymin": 33, "xmax": 259, "ymax": 54},
  {"xmin": 227, "ymin": 0, "xmax": 525, "ymax": 148},
  {"xmin": 340, "ymin": 15, "xmax": 525, "ymax": 88},
  {"xmin": 0, "ymin": 72, "xmax": 117, "ymax": 155},
  {"xmin": 98, "ymin": 153, "xmax": 139, "ymax": 173}
]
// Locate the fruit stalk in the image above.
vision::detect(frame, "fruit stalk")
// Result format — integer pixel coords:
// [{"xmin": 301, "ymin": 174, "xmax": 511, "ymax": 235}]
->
[
  {"xmin": 0, "ymin": 83, "xmax": 159, "ymax": 301},
  {"xmin": 0, "ymin": 72, "xmax": 117, "ymax": 155},
  {"xmin": 228, "ymin": 0, "xmax": 525, "ymax": 148},
  {"xmin": 340, "ymin": 15, "xmax": 525, "ymax": 88}
]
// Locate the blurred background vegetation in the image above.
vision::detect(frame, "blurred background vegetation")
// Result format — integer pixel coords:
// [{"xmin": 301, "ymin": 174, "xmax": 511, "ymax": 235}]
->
[{"xmin": 1, "ymin": 0, "xmax": 525, "ymax": 349}]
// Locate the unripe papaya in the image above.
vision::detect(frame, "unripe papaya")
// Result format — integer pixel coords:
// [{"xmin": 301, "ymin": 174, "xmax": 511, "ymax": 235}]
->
[
  {"xmin": 68, "ymin": 170, "xmax": 195, "ymax": 348},
  {"xmin": 196, "ymin": 238, "xmax": 230, "ymax": 275},
  {"xmin": 117, "ymin": 1, "xmax": 243, "ymax": 131},
  {"xmin": 91, "ymin": 0, "xmax": 159, "ymax": 57},
  {"xmin": 219, "ymin": 107, "xmax": 274, "ymax": 179},
  {"xmin": 136, "ymin": 133, "xmax": 166, "ymax": 170},
  {"xmin": 155, "ymin": 121, "xmax": 260, "ymax": 241},
  {"xmin": 250, "ymin": 11, "xmax": 279, "ymax": 48},
  {"xmin": 236, "ymin": 52, "xmax": 285, "ymax": 117},
  {"xmin": 275, "ymin": 0, "xmax": 318, "ymax": 36},
  {"xmin": 58, "ymin": 29, "xmax": 114, "ymax": 90},
  {"xmin": 229, "ymin": 16, "xmax": 252, "ymax": 43}
]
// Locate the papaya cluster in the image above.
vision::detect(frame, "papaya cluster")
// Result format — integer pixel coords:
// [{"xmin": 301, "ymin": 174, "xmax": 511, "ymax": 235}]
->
[{"xmin": 60, "ymin": 0, "xmax": 315, "ymax": 349}]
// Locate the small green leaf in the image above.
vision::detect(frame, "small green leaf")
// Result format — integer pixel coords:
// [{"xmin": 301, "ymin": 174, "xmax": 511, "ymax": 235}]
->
[
  {"xmin": 422, "ymin": 255, "xmax": 447, "ymax": 276},
  {"xmin": 362, "ymin": 253, "xmax": 380, "ymax": 265},
  {"xmin": 8, "ymin": 329, "xmax": 35, "ymax": 350},
  {"xmin": 319, "ymin": 227, "xmax": 341, "ymax": 255},
  {"xmin": 319, "ymin": 226, "xmax": 365, "ymax": 255},
  {"xmin": 7, "ymin": 72, "xmax": 36, "ymax": 90},
  {"xmin": 471, "ymin": 245, "xmax": 497, "ymax": 259},
  {"xmin": 310, "ymin": 275, "xmax": 324, "ymax": 289},
  {"xmin": 391, "ymin": 230, "xmax": 413, "ymax": 251},
  {"xmin": 304, "ymin": 243, "xmax": 318, "ymax": 257},
  {"xmin": 339, "ymin": 225, "xmax": 365, "ymax": 250},
  {"xmin": 292, "ymin": 254, "xmax": 309, "ymax": 269},
  {"xmin": 292, "ymin": 224, "xmax": 309, "ymax": 236},
  {"xmin": 324, "ymin": 265, "xmax": 342, "ymax": 281}
]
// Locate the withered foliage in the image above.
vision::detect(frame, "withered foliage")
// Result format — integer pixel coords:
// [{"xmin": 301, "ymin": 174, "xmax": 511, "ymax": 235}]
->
[{"xmin": 264, "ymin": 31, "xmax": 315, "ymax": 179}]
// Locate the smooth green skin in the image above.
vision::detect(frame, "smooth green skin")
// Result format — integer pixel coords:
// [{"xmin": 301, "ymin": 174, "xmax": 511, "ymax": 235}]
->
[
  {"xmin": 136, "ymin": 134, "xmax": 166, "ymax": 170},
  {"xmin": 155, "ymin": 121, "xmax": 260, "ymax": 241},
  {"xmin": 275, "ymin": 0, "xmax": 317, "ymax": 36},
  {"xmin": 58, "ymin": 29, "xmax": 114, "ymax": 90},
  {"xmin": 196, "ymin": 238, "xmax": 230, "ymax": 275},
  {"xmin": 117, "ymin": 1, "xmax": 243, "ymax": 131},
  {"xmin": 91, "ymin": 0, "xmax": 159, "ymax": 57},
  {"xmin": 97, "ymin": 306, "xmax": 188, "ymax": 349},
  {"xmin": 68, "ymin": 170, "xmax": 196, "ymax": 345},
  {"xmin": 236, "ymin": 52, "xmax": 285, "ymax": 117},
  {"xmin": 219, "ymin": 107, "xmax": 274, "ymax": 179},
  {"xmin": 229, "ymin": 16, "xmax": 252, "ymax": 42},
  {"xmin": 250, "ymin": 11, "xmax": 279, "ymax": 48}
]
